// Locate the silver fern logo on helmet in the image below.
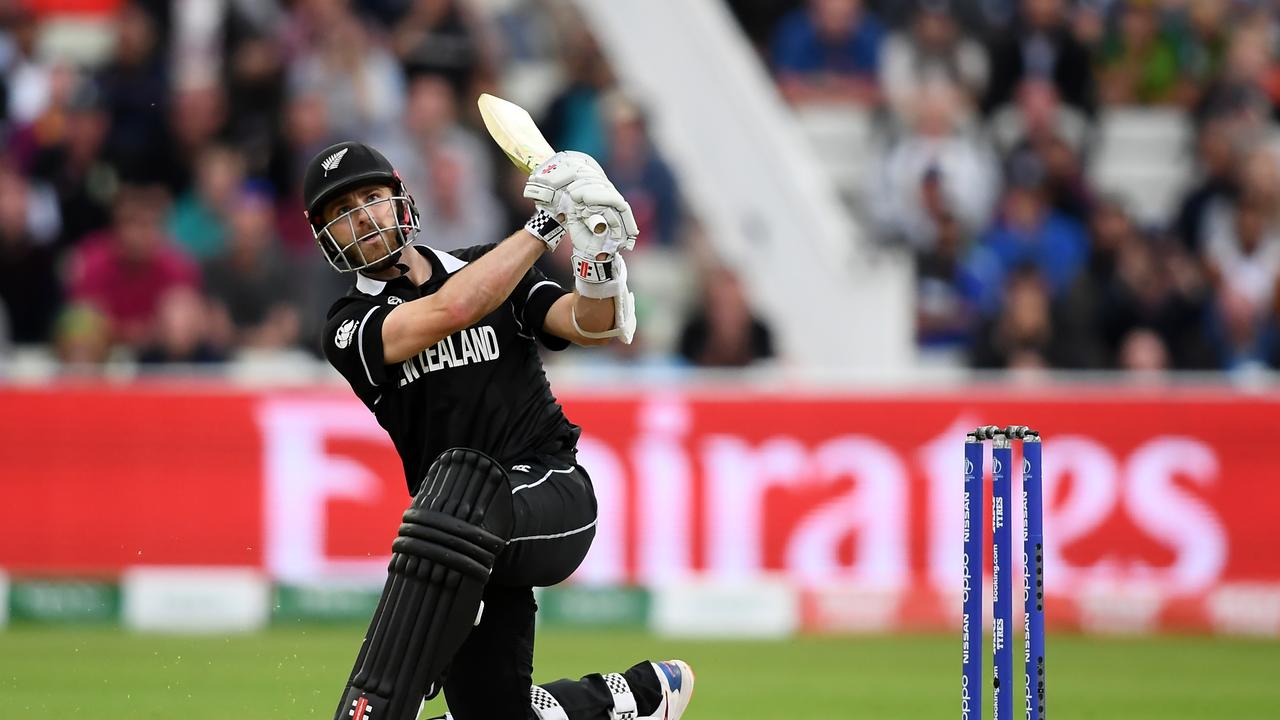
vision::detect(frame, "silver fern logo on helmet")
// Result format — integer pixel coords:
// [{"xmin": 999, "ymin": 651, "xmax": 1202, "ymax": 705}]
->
[{"xmin": 321, "ymin": 148, "xmax": 350, "ymax": 177}]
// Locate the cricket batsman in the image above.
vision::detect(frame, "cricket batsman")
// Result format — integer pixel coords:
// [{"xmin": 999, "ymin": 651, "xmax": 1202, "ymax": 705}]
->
[{"xmin": 304, "ymin": 140, "xmax": 694, "ymax": 720}]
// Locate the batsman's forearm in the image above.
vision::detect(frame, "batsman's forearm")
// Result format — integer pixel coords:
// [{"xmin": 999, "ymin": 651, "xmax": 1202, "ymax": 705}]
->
[
  {"xmin": 440, "ymin": 230, "xmax": 546, "ymax": 326},
  {"xmin": 573, "ymin": 295, "xmax": 615, "ymax": 333}
]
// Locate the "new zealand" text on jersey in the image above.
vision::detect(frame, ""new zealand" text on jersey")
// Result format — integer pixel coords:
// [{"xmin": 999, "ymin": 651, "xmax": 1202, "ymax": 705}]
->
[{"xmin": 399, "ymin": 325, "xmax": 500, "ymax": 387}]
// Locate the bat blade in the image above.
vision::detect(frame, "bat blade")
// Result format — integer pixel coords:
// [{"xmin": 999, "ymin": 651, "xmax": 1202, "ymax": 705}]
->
[{"xmin": 477, "ymin": 93, "xmax": 556, "ymax": 175}]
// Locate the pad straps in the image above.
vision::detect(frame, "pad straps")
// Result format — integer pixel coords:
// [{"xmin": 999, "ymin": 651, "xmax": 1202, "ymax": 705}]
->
[
  {"xmin": 530, "ymin": 686, "xmax": 569, "ymax": 720},
  {"xmin": 604, "ymin": 673, "xmax": 638, "ymax": 720}
]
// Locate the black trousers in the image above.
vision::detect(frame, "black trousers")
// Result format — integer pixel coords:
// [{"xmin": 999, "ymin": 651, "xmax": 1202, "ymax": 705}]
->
[{"xmin": 442, "ymin": 456, "xmax": 661, "ymax": 720}]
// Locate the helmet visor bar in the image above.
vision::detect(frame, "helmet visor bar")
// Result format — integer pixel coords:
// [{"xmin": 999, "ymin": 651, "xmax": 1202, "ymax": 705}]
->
[{"xmin": 314, "ymin": 195, "xmax": 420, "ymax": 273}]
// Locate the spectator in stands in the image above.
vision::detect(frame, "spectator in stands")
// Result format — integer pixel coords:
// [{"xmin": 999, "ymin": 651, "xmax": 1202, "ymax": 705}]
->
[
  {"xmin": 98, "ymin": 2, "xmax": 170, "ymax": 183},
  {"xmin": 602, "ymin": 93, "xmax": 683, "ymax": 249},
  {"xmin": 137, "ymin": 286, "xmax": 227, "ymax": 366},
  {"xmin": 967, "ymin": 156, "xmax": 1089, "ymax": 315},
  {"xmin": 678, "ymin": 267, "xmax": 775, "ymax": 367},
  {"xmin": 540, "ymin": 28, "xmax": 615, "ymax": 161},
  {"xmin": 1118, "ymin": 326, "xmax": 1171, "ymax": 376},
  {"xmin": 1069, "ymin": 0, "xmax": 1107, "ymax": 55},
  {"xmin": 395, "ymin": 73, "xmax": 493, "ymax": 194},
  {"xmin": 989, "ymin": 79, "xmax": 1090, "ymax": 159},
  {"xmin": 169, "ymin": 145, "xmax": 245, "ymax": 260},
  {"xmin": 264, "ymin": 91, "xmax": 348, "ymax": 352},
  {"xmin": 288, "ymin": 6, "xmax": 405, "ymax": 144},
  {"xmin": 0, "ymin": 161, "xmax": 61, "ymax": 344},
  {"xmin": 879, "ymin": 0, "xmax": 989, "ymax": 120},
  {"xmin": 1052, "ymin": 196, "xmax": 1212, "ymax": 370},
  {"xmin": 1100, "ymin": 228, "xmax": 1212, "ymax": 369},
  {"xmin": 939, "ymin": 0, "xmax": 1021, "ymax": 35},
  {"xmin": 983, "ymin": 0, "xmax": 1097, "ymax": 116},
  {"xmin": 2, "ymin": 7, "xmax": 54, "ymax": 130},
  {"xmin": 372, "ymin": 73, "xmax": 499, "ymax": 251},
  {"xmin": 970, "ymin": 264, "xmax": 1071, "ymax": 369},
  {"xmin": 1174, "ymin": 116, "xmax": 1238, "ymax": 253},
  {"xmin": 1204, "ymin": 195, "xmax": 1280, "ymax": 369},
  {"xmin": 7, "ymin": 60, "xmax": 78, "ymax": 172},
  {"xmin": 52, "ymin": 304, "xmax": 113, "ymax": 368},
  {"xmin": 869, "ymin": 79, "xmax": 998, "ymax": 251},
  {"xmin": 222, "ymin": 18, "xmax": 287, "ymax": 180},
  {"xmin": 269, "ymin": 90, "xmax": 340, "ymax": 256},
  {"xmin": 1005, "ymin": 132, "xmax": 1092, "ymax": 223},
  {"xmin": 67, "ymin": 184, "xmax": 199, "ymax": 349},
  {"xmin": 414, "ymin": 143, "xmax": 502, "ymax": 252},
  {"xmin": 726, "ymin": 0, "xmax": 806, "ymax": 56},
  {"xmin": 202, "ymin": 183, "xmax": 300, "ymax": 352},
  {"xmin": 915, "ymin": 171, "xmax": 983, "ymax": 350},
  {"xmin": 164, "ymin": 82, "xmax": 229, "ymax": 194},
  {"xmin": 26, "ymin": 75, "xmax": 116, "ymax": 250},
  {"xmin": 771, "ymin": 0, "xmax": 886, "ymax": 104},
  {"xmin": 1173, "ymin": 0, "xmax": 1232, "ymax": 106},
  {"xmin": 1195, "ymin": 21, "xmax": 1275, "ymax": 129},
  {"xmin": 392, "ymin": 0, "xmax": 494, "ymax": 98},
  {"xmin": 1058, "ymin": 196, "xmax": 1134, "ymax": 367},
  {"xmin": 1097, "ymin": 0, "xmax": 1183, "ymax": 106}
]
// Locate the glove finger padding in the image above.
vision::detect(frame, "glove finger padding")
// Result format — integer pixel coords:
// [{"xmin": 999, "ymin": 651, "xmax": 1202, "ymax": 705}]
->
[
  {"xmin": 523, "ymin": 151, "xmax": 607, "ymax": 210},
  {"xmin": 580, "ymin": 203, "xmax": 638, "ymax": 255},
  {"xmin": 567, "ymin": 182, "xmax": 626, "ymax": 209},
  {"xmin": 567, "ymin": 184, "xmax": 638, "ymax": 249}
]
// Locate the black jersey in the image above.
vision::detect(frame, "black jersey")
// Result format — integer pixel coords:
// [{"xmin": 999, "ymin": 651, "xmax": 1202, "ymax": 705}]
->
[{"xmin": 322, "ymin": 244, "xmax": 580, "ymax": 493}]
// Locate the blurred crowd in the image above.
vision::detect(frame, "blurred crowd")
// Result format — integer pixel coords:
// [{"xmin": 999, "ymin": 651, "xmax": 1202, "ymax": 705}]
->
[
  {"xmin": 732, "ymin": 0, "xmax": 1280, "ymax": 374},
  {"xmin": 0, "ymin": 0, "xmax": 775, "ymax": 372},
  {"xmin": 11, "ymin": 0, "xmax": 1280, "ymax": 376}
]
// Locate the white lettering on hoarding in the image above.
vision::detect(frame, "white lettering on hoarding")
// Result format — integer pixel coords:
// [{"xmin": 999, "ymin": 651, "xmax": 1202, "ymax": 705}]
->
[
  {"xmin": 257, "ymin": 400, "xmax": 392, "ymax": 583},
  {"xmin": 572, "ymin": 436, "xmax": 628, "ymax": 585},
  {"xmin": 1124, "ymin": 438, "xmax": 1224, "ymax": 592},
  {"xmin": 252, "ymin": 397, "xmax": 1229, "ymax": 596},
  {"xmin": 784, "ymin": 437, "xmax": 908, "ymax": 587},
  {"xmin": 634, "ymin": 398, "xmax": 695, "ymax": 583}
]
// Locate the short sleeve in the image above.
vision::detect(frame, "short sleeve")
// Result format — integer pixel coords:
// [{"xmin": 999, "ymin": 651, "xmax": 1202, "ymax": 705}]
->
[
  {"xmin": 448, "ymin": 244, "xmax": 571, "ymax": 350},
  {"xmin": 323, "ymin": 300, "xmax": 392, "ymax": 394},
  {"xmin": 513, "ymin": 265, "xmax": 571, "ymax": 351}
]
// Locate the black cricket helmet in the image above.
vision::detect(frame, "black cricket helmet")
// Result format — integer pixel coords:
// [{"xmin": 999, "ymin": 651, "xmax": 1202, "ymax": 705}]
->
[{"xmin": 303, "ymin": 141, "xmax": 420, "ymax": 272}]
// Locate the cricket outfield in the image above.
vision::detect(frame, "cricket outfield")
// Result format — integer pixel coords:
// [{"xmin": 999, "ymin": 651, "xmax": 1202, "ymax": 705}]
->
[{"xmin": 1, "ymin": 627, "xmax": 1276, "ymax": 718}]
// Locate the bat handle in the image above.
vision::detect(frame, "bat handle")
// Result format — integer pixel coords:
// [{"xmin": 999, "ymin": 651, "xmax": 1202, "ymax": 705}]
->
[{"xmin": 587, "ymin": 214, "xmax": 608, "ymax": 236}]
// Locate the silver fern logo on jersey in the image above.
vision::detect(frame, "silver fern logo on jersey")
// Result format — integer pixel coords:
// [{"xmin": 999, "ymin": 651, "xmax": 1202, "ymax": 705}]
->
[
  {"xmin": 321, "ymin": 148, "xmax": 349, "ymax": 176},
  {"xmin": 334, "ymin": 318, "xmax": 357, "ymax": 348}
]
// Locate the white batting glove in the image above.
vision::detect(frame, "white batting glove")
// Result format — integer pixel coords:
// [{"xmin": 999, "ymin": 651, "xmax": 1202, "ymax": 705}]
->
[
  {"xmin": 566, "ymin": 182, "xmax": 639, "ymax": 259},
  {"xmin": 524, "ymin": 151, "xmax": 608, "ymax": 222}
]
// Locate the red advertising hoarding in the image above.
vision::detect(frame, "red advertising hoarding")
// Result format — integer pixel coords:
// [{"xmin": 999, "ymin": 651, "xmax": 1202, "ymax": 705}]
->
[{"xmin": 3, "ymin": 384, "xmax": 1278, "ymax": 634}]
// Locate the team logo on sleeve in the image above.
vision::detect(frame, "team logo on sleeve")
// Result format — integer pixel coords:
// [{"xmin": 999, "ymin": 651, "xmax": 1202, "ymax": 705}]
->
[
  {"xmin": 387, "ymin": 296, "xmax": 403, "ymax": 305},
  {"xmin": 334, "ymin": 319, "xmax": 358, "ymax": 349}
]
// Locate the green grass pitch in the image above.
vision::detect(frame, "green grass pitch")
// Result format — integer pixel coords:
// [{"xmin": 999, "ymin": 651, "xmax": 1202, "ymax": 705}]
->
[{"xmin": 1, "ymin": 626, "xmax": 1277, "ymax": 718}]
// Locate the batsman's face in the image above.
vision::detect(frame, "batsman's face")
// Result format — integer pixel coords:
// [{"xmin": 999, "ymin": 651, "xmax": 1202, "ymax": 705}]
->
[{"xmin": 322, "ymin": 183, "xmax": 400, "ymax": 264}]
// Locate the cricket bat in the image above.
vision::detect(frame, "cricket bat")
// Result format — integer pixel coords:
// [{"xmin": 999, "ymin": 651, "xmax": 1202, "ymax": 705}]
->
[
  {"xmin": 477, "ymin": 93, "xmax": 556, "ymax": 174},
  {"xmin": 477, "ymin": 92, "xmax": 606, "ymax": 235}
]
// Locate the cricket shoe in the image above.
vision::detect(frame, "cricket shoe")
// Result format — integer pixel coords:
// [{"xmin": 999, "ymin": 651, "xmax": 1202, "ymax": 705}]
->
[{"xmin": 648, "ymin": 659, "xmax": 695, "ymax": 719}]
